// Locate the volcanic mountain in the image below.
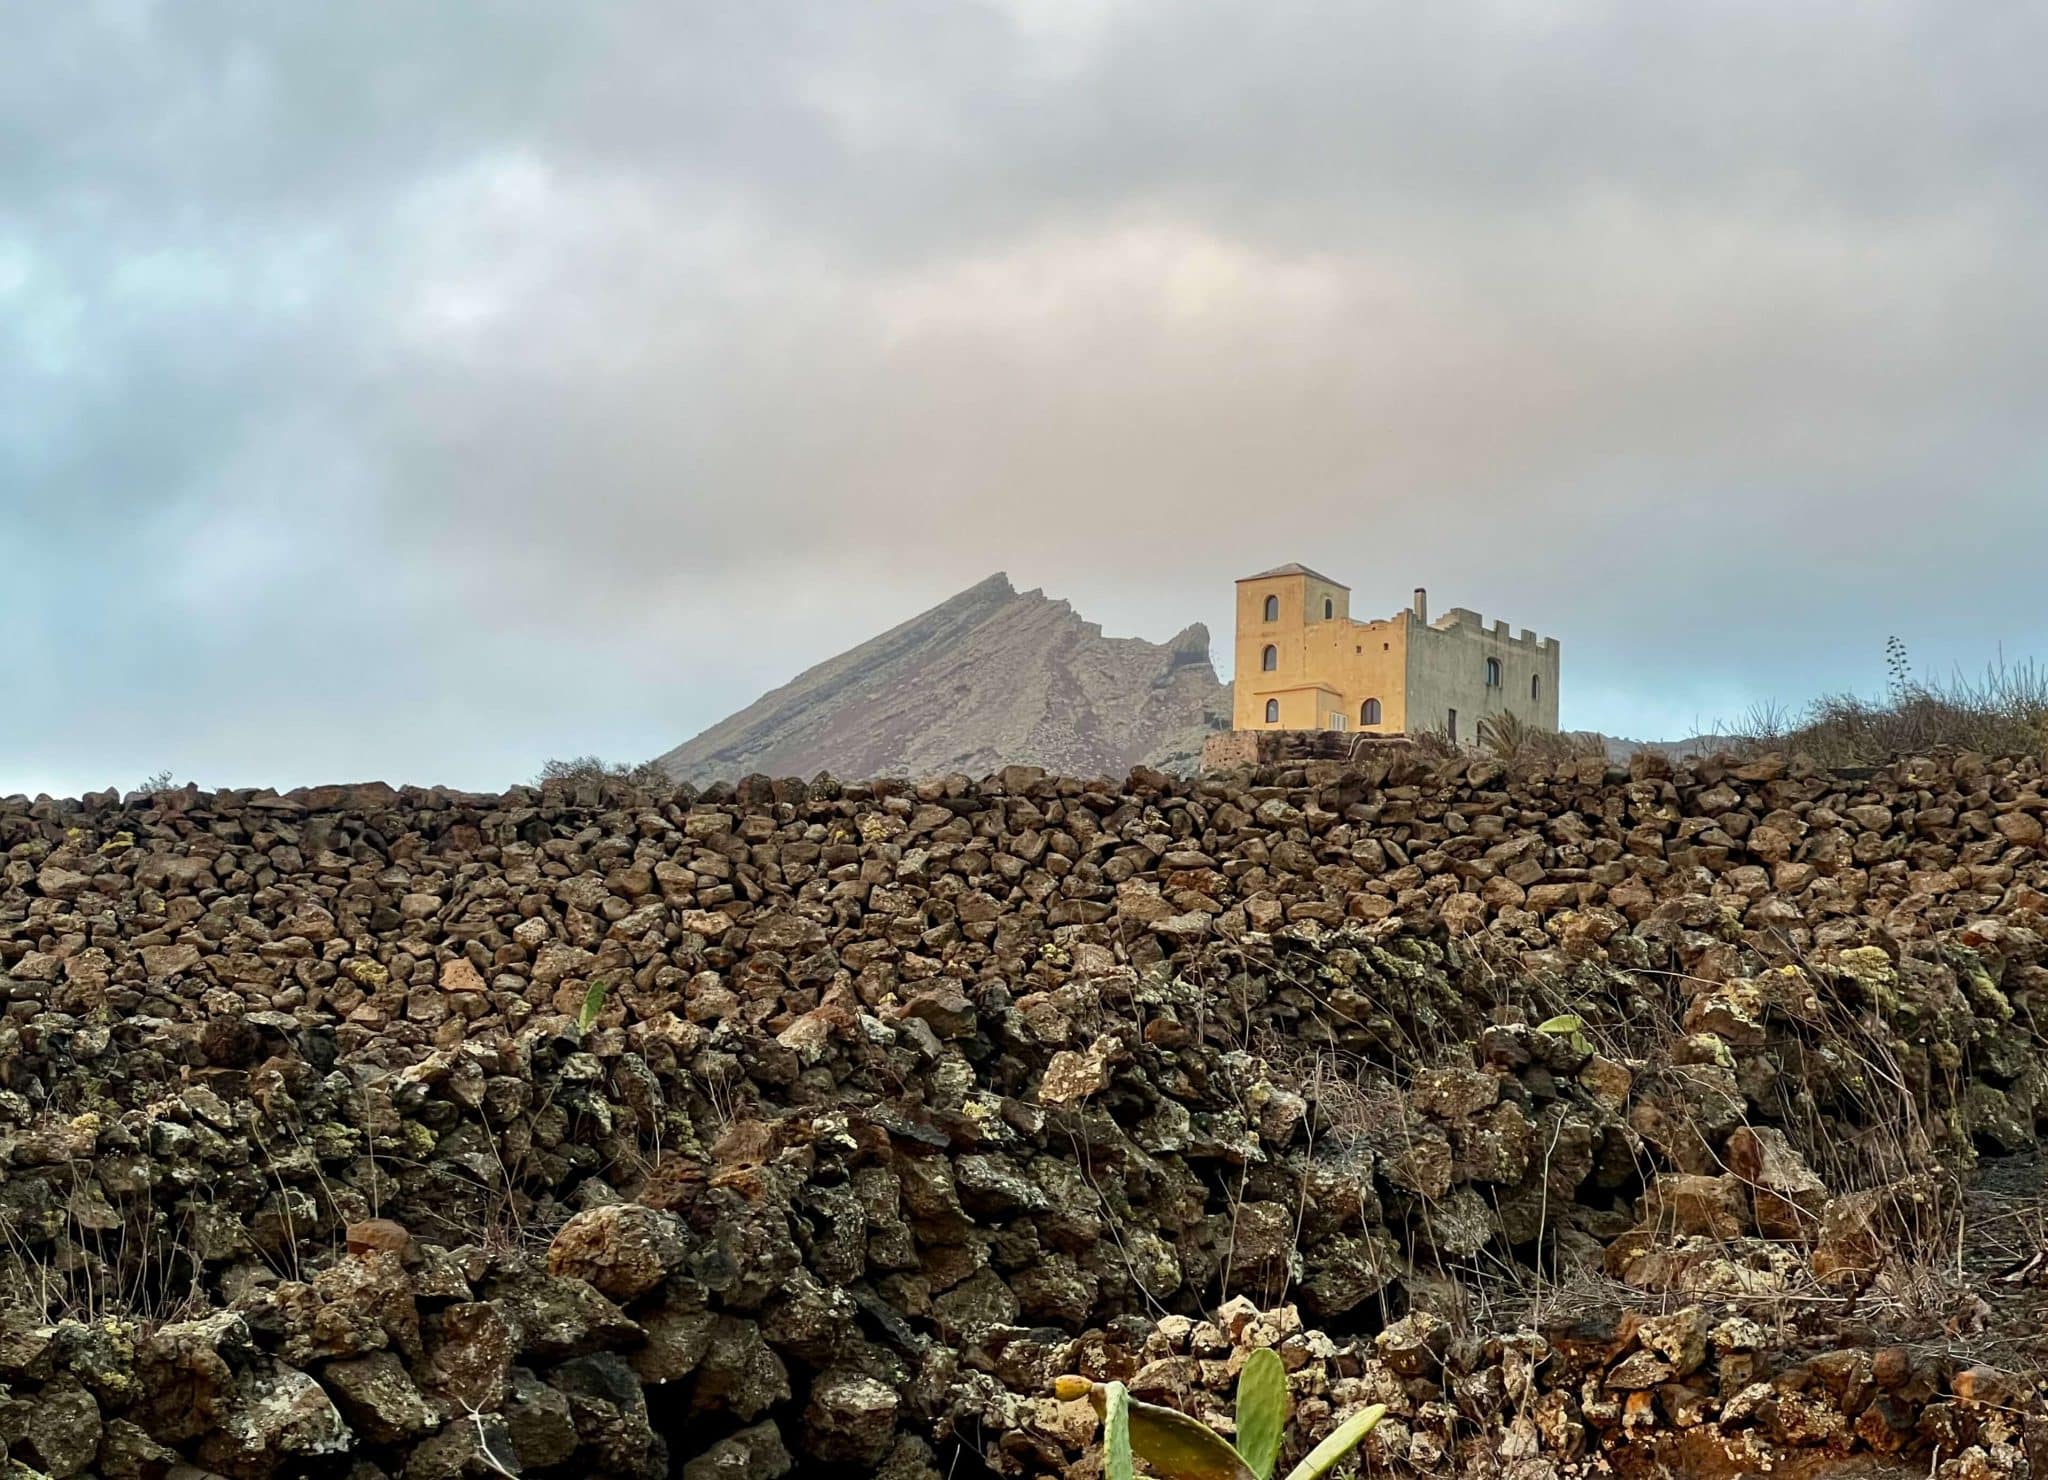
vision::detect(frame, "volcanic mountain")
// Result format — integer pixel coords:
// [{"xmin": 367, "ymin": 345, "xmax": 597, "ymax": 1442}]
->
[{"xmin": 655, "ymin": 574, "xmax": 1230, "ymax": 784}]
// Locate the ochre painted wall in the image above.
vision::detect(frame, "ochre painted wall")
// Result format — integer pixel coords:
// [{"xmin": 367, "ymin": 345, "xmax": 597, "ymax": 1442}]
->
[{"xmin": 1234, "ymin": 572, "xmax": 1410, "ymax": 732}]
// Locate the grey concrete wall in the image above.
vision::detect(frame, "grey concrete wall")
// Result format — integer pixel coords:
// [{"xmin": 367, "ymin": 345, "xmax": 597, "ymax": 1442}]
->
[{"xmin": 1402, "ymin": 608, "xmax": 1560, "ymax": 743}]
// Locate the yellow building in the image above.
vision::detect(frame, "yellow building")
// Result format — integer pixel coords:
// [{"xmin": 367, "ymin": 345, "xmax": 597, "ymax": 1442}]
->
[{"xmin": 1232, "ymin": 563, "xmax": 1560, "ymax": 744}]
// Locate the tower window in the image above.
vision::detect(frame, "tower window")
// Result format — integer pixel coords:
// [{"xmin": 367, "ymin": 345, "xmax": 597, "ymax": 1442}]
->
[
  {"xmin": 1531, "ymin": 674, "xmax": 1540, "ymax": 701},
  {"xmin": 1261, "ymin": 644, "xmax": 1278, "ymax": 672},
  {"xmin": 1263, "ymin": 594, "xmax": 1279, "ymax": 622},
  {"xmin": 1265, "ymin": 699, "xmax": 1280, "ymax": 724},
  {"xmin": 1485, "ymin": 657, "xmax": 1502, "ymax": 688},
  {"xmin": 1323, "ymin": 597, "xmax": 1333, "ymax": 619},
  {"xmin": 1448, "ymin": 708, "xmax": 1458, "ymax": 743},
  {"xmin": 1361, "ymin": 697, "xmax": 1382, "ymax": 726}
]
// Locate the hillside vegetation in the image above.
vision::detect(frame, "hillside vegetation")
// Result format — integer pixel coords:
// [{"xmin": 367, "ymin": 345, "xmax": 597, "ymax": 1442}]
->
[{"xmin": 1728, "ymin": 643, "xmax": 2048, "ymax": 769}]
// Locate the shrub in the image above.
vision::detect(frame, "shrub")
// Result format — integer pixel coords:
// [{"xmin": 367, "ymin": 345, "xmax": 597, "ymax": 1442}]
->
[
  {"xmin": 1474, "ymin": 711, "xmax": 1607, "ymax": 766},
  {"xmin": 533, "ymin": 755, "xmax": 670, "ymax": 788},
  {"xmin": 1732, "ymin": 641, "xmax": 2048, "ymax": 766}
]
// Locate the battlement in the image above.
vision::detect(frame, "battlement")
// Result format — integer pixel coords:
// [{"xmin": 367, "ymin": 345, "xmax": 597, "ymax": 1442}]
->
[{"xmin": 1429, "ymin": 606, "xmax": 1560, "ymax": 653}]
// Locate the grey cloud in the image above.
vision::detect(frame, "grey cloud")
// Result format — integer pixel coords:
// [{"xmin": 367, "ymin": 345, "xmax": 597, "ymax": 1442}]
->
[{"xmin": 4, "ymin": 1, "xmax": 2047, "ymax": 795}]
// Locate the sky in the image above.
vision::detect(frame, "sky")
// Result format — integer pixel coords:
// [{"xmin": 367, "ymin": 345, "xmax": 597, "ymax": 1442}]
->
[{"xmin": 6, "ymin": 1, "xmax": 2048, "ymax": 797}]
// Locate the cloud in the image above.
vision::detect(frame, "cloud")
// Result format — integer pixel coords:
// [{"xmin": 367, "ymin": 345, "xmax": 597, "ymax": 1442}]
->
[{"xmin": 4, "ymin": 0, "xmax": 2047, "ymax": 794}]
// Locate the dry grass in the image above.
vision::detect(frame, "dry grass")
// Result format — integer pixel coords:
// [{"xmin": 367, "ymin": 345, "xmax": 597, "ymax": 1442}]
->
[
  {"xmin": 1371, "ymin": 936, "xmax": 2002, "ymax": 1339},
  {"xmin": 1731, "ymin": 641, "xmax": 2048, "ymax": 767},
  {"xmin": 0, "ymin": 1170, "xmax": 212, "ymax": 1331}
]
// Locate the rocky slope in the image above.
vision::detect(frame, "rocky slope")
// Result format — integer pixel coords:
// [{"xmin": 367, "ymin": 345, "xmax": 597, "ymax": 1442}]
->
[
  {"xmin": 654, "ymin": 573, "xmax": 1230, "ymax": 783},
  {"xmin": 3, "ymin": 751, "xmax": 2048, "ymax": 1478}
]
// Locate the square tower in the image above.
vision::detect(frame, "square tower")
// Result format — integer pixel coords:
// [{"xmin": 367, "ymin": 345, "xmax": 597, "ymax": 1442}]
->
[{"xmin": 1233, "ymin": 563, "xmax": 1356, "ymax": 730}]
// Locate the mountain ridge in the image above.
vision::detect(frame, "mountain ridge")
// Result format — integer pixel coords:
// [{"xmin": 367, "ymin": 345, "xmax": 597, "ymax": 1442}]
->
[{"xmin": 656, "ymin": 574, "xmax": 1229, "ymax": 783}]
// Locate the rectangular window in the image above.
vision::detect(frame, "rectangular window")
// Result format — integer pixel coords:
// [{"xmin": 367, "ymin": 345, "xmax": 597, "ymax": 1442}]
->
[
  {"xmin": 1447, "ymin": 708, "xmax": 1458, "ymax": 744},
  {"xmin": 1329, "ymin": 713, "xmax": 1347, "ymax": 731}
]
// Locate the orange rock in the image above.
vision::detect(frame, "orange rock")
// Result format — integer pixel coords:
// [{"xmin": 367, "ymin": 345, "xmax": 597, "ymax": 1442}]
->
[
  {"xmin": 439, "ymin": 957, "xmax": 487, "ymax": 992},
  {"xmin": 346, "ymin": 1218, "xmax": 412, "ymax": 1258}
]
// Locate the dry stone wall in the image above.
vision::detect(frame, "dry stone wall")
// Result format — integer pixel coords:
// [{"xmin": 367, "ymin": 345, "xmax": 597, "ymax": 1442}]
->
[{"xmin": 2, "ymin": 751, "xmax": 2047, "ymax": 1479}]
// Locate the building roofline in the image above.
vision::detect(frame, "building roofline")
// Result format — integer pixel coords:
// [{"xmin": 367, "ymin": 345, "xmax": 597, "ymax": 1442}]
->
[{"xmin": 1236, "ymin": 562, "xmax": 1349, "ymax": 587}]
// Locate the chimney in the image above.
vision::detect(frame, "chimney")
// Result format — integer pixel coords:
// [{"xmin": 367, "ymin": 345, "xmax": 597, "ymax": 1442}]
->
[{"xmin": 1412, "ymin": 587, "xmax": 1428, "ymax": 623}]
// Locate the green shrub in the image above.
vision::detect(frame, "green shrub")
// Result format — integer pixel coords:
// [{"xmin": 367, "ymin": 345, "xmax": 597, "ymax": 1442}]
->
[
  {"xmin": 577, "ymin": 978, "xmax": 608, "ymax": 1033},
  {"xmin": 1055, "ymin": 1350, "xmax": 1386, "ymax": 1480}
]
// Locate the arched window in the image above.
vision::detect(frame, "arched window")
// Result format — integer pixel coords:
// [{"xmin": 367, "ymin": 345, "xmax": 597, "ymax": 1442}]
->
[
  {"xmin": 1265, "ymin": 699, "xmax": 1280, "ymax": 724},
  {"xmin": 1531, "ymin": 674, "xmax": 1540, "ymax": 701},
  {"xmin": 1485, "ymin": 657, "xmax": 1502, "ymax": 688},
  {"xmin": 1361, "ymin": 697, "xmax": 1382, "ymax": 726},
  {"xmin": 1322, "ymin": 597, "xmax": 1333, "ymax": 619},
  {"xmin": 1261, "ymin": 644, "xmax": 1278, "ymax": 671},
  {"xmin": 1263, "ymin": 594, "xmax": 1279, "ymax": 622}
]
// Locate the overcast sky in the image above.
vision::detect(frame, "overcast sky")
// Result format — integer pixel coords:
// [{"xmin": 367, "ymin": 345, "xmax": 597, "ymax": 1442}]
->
[{"xmin": 6, "ymin": 1, "xmax": 2047, "ymax": 796}]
